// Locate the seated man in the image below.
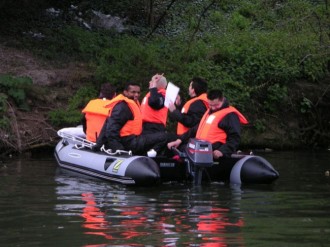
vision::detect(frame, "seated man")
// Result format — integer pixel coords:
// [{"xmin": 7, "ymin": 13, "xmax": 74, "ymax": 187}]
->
[
  {"xmin": 168, "ymin": 77, "xmax": 208, "ymax": 135},
  {"xmin": 94, "ymin": 82, "xmax": 168, "ymax": 155},
  {"xmin": 81, "ymin": 83, "xmax": 116, "ymax": 142},
  {"xmin": 167, "ymin": 89, "xmax": 248, "ymax": 158},
  {"xmin": 141, "ymin": 73, "xmax": 168, "ymax": 134}
]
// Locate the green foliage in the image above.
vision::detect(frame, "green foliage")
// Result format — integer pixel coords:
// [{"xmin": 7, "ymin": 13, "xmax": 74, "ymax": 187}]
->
[
  {"xmin": 24, "ymin": 26, "xmax": 111, "ymax": 61},
  {"xmin": 254, "ymin": 119, "xmax": 267, "ymax": 133},
  {"xmin": 48, "ymin": 86, "xmax": 97, "ymax": 127},
  {"xmin": 0, "ymin": 75, "xmax": 32, "ymax": 110},
  {"xmin": 1, "ymin": 0, "xmax": 329, "ymax": 147},
  {"xmin": 92, "ymin": 0, "xmax": 327, "ymax": 113},
  {"xmin": 263, "ymin": 84, "xmax": 288, "ymax": 113},
  {"xmin": 68, "ymin": 86, "xmax": 97, "ymax": 111},
  {"xmin": 300, "ymin": 96, "xmax": 313, "ymax": 113},
  {"xmin": 0, "ymin": 94, "xmax": 7, "ymax": 113},
  {"xmin": 96, "ymin": 35, "xmax": 160, "ymax": 85},
  {"xmin": 48, "ymin": 109, "xmax": 83, "ymax": 128},
  {"xmin": 0, "ymin": 94, "xmax": 9, "ymax": 128},
  {"xmin": 229, "ymin": 11, "xmax": 252, "ymax": 30}
]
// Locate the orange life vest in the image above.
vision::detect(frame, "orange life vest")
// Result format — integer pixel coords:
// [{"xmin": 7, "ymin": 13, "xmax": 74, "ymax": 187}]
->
[
  {"xmin": 82, "ymin": 98, "xmax": 112, "ymax": 142},
  {"xmin": 140, "ymin": 88, "xmax": 168, "ymax": 126},
  {"xmin": 196, "ymin": 106, "xmax": 248, "ymax": 144},
  {"xmin": 106, "ymin": 94, "xmax": 142, "ymax": 137},
  {"xmin": 177, "ymin": 93, "xmax": 209, "ymax": 135}
]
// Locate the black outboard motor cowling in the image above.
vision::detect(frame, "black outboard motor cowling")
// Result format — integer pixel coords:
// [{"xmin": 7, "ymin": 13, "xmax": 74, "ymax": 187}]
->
[{"xmin": 185, "ymin": 138, "xmax": 214, "ymax": 167}]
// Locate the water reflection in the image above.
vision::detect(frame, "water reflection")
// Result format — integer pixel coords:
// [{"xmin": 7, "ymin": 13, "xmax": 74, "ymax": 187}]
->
[
  {"xmin": 54, "ymin": 169, "xmax": 248, "ymax": 246},
  {"xmin": 2, "ymin": 151, "xmax": 330, "ymax": 246}
]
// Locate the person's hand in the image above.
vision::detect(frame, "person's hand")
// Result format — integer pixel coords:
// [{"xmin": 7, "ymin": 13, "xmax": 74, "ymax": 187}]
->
[
  {"xmin": 167, "ymin": 139, "xmax": 182, "ymax": 150},
  {"xmin": 168, "ymin": 102, "xmax": 176, "ymax": 112},
  {"xmin": 150, "ymin": 73, "xmax": 163, "ymax": 89},
  {"xmin": 149, "ymin": 80, "xmax": 157, "ymax": 89},
  {"xmin": 213, "ymin": 150, "xmax": 223, "ymax": 159},
  {"xmin": 175, "ymin": 95, "xmax": 182, "ymax": 107}
]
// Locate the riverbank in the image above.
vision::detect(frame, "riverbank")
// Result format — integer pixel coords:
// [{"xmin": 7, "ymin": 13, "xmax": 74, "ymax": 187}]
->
[
  {"xmin": 0, "ymin": 43, "xmax": 329, "ymax": 158},
  {"xmin": 0, "ymin": 43, "xmax": 94, "ymax": 156}
]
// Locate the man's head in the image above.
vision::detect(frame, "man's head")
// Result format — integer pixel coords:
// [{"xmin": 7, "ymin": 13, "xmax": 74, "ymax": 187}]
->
[
  {"xmin": 123, "ymin": 82, "xmax": 141, "ymax": 101},
  {"xmin": 150, "ymin": 73, "xmax": 167, "ymax": 89},
  {"xmin": 99, "ymin": 83, "xmax": 116, "ymax": 99},
  {"xmin": 207, "ymin": 89, "xmax": 224, "ymax": 112},
  {"xmin": 189, "ymin": 77, "xmax": 208, "ymax": 97}
]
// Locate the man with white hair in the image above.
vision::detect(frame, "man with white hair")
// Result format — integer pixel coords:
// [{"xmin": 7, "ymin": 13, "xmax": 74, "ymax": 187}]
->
[{"xmin": 141, "ymin": 73, "xmax": 168, "ymax": 134}]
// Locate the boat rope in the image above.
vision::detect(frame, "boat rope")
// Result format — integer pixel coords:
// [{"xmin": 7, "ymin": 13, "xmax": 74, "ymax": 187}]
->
[
  {"xmin": 74, "ymin": 143, "xmax": 91, "ymax": 149},
  {"xmin": 57, "ymin": 128, "xmax": 133, "ymax": 155},
  {"xmin": 100, "ymin": 145, "xmax": 132, "ymax": 156}
]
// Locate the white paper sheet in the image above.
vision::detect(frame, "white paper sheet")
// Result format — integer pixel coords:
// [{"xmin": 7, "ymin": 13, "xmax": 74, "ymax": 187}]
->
[{"xmin": 165, "ymin": 82, "xmax": 180, "ymax": 108}]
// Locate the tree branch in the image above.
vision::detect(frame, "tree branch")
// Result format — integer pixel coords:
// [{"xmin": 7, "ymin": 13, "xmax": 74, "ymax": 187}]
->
[
  {"xmin": 7, "ymin": 100, "xmax": 22, "ymax": 153},
  {"xmin": 185, "ymin": 0, "xmax": 217, "ymax": 59},
  {"xmin": 146, "ymin": 0, "xmax": 177, "ymax": 39}
]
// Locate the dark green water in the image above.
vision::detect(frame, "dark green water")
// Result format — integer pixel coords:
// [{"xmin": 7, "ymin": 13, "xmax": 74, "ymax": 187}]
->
[{"xmin": 0, "ymin": 151, "xmax": 329, "ymax": 247}]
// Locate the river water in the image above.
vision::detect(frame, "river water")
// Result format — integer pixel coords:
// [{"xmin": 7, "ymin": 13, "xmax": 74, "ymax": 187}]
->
[{"xmin": 0, "ymin": 150, "xmax": 329, "ymax": 247}]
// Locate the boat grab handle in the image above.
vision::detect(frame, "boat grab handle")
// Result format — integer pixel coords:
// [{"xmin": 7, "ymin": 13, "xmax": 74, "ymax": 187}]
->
[{"xmin": 101, "ymin": 145, "xmax": 132, "ymax": 156}]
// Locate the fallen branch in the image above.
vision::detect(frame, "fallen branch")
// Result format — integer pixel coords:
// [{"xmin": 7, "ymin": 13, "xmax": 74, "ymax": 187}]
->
[{"xmin": 6, "ymin": 100, "xmax": 22, "ymax": 152}]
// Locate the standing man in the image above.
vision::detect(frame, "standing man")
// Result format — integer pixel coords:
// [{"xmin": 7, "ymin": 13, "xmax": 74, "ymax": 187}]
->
[
  {"xmin": 168, "ymin": 77, "xmax": 208, "ymax": 135},
  {"xmin": 81, "ymin": 83, "xmax": 116, "ymax": 142},
  {"xmin": 167, "ymin": 89, "xmax": 248, "ymax": 158},
  {"xmin": 141, "ymin": 73, "xmax": 168, "ymax": 134}
]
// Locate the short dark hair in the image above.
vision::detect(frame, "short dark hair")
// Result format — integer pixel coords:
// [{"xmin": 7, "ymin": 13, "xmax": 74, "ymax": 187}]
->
[
  {"xmin": 99, "ymin": 83, "xmax": 116, "ymax": 99},
  {"xmin": 191, "ymin": 77, "xmax": 208, "ymax": 96},
  {"xmin": 207, "ymin": 89, "xmax": 223, "ymax": 101},
  {"xmin": 123, "ymin": 81, "xmax": 141, "ymax": 91}
]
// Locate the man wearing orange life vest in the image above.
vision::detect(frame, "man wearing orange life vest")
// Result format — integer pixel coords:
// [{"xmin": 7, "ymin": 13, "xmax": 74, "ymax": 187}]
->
[
  {"xmin": 140, "ymin": 73, "xmax": 168, "ymax": 134},
  {"xmin": 167, "ymin": 89, "xmax": 248, "ymax": 158},
  {"xmin": 168, "ymin": 77, "xmax": 209, "ymax": 135},
  {"xmin": 81, "ymin": 83, "xmax": 116, "ymax": 142},
  {"xmin": 94, "ymin": 82, "xmax": 168, "ymax": 155}
]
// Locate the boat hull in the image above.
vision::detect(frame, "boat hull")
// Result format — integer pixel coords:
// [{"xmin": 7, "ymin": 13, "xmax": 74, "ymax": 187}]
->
[
  {"xmin": 55, "ymin": 140, "xmax": 160, "ymax": 185},
  {"xmin": 54, "ymin": 140, "xmax": 279, "ymax": 185},
  {"xmin": 154, "ymin": 154, "xmax": 279, "ymax": 184}
]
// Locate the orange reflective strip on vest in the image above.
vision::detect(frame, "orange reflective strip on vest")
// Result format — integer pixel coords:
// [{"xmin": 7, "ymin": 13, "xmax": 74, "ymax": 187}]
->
[{"xmin": 196, "ymin": 106, "xmax": 248, "ymax": 144}]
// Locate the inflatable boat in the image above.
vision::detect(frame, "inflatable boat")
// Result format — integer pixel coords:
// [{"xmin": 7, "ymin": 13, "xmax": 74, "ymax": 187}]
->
[{"xmin": 54, "ymin": 127, "xmax": 279, "ymax": 186}]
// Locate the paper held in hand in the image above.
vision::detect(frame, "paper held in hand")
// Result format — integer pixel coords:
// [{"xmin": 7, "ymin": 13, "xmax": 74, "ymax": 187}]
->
[{"xmin": 165, "ymin": 82, "xmax": 180, "ymax": 108}]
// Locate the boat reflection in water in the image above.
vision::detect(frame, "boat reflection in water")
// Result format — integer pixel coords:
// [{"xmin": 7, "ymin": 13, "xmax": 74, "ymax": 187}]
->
[{"xmin": 55, "ymin": 170, "xmax": 247, "ymax": 246}]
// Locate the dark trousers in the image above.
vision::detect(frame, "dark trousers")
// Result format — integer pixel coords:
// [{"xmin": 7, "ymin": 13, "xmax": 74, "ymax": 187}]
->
[{"xmin": 122, "ymin": 132, "xmax": 167, "ymax": 155}]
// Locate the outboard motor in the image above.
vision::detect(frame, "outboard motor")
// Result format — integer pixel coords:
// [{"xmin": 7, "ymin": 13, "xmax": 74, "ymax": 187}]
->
[{"xmin": 185, "ymin": 138, "xmax": 214, "ymax": 185}]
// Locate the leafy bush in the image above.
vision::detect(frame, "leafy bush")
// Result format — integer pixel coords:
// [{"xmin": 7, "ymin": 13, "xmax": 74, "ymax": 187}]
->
[
  {"xmin": 22, "ymin": 25, "xmax": 112, "ymax": 61},
  {"xmin": 48, "ymin": 109, "xmax": 83, "ymax": 128},
  {"xmin": 0, "ymin": 75, "xmax": 32, "ymax": 110},
  {"xmin": 1, "ymin": 0, "xmax": 329, "ymax": 148},
  {"xmin": 0, "ymin": 94, "xmax": 9, "ymax": 129},
  {"xmin": 48, "ymin": 86, "xmax": 97, "ymax": 127}
]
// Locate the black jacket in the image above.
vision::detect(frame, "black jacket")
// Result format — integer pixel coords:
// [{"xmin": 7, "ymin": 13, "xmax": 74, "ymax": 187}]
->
[
  {"xmin": 179, "ymin": 99, "xmax": 242, "ymax": 157},
  {"xmin": 95, "ymin": 101, "xmax": 134, "ymax": 151},
  {"xmin": 96, "ymin": 101, "xmax": 169, "ymax": 155},
  {"xmin": 169, "ymin": 98, "xmax": 208, "ymax": 129}
]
